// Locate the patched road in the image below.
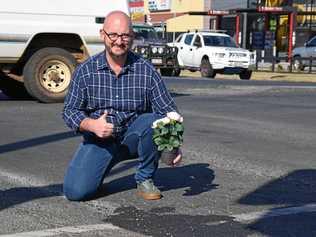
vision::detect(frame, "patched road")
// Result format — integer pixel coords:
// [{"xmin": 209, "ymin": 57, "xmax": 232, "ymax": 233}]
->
[{"xmin": 0, "ymin": 78, "xmax": 316, "ymax": 236}]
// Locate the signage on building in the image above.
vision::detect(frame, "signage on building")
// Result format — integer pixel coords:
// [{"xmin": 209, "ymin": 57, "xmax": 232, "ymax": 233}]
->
[
  {"xmin": 129, "ymin": 0, "xmax": 144, "ymax": 21},
  {"xmin": 257, "ymin": 6, "xmax": 284, "ymax": 12},
  {"xmin": 208, "ymin": 10, "xmax": 229, "ymax": 15},
  {"xmin": 148, "ymin": 0, "xmax": 171, "ymax": 12},
  {"xmin": 252, "ymin": 31, "xmax": 265, "ymax": 49}
]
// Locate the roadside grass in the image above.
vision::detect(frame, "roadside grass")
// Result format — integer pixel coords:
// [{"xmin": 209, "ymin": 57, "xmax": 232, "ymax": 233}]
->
[{"xmin": 179, "ymin": 70, "xmax": 316, "ymax": 83}]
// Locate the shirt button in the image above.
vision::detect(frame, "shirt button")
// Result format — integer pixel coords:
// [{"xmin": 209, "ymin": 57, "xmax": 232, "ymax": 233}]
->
[{"xmin": 116, "ymin": 95, "xmax": 119, "ymax": 98}]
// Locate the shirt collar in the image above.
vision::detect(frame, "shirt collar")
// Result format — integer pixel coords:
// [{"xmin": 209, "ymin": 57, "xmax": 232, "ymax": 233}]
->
[{"xmin": 96, "ymin": 51, "xmax": 136, "ymax": 73}]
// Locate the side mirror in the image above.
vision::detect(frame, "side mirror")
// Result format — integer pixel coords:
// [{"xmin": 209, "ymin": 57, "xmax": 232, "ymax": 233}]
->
[{"xmin": 193, "ymin": 41, "xmax": 202, "ymax": 48}]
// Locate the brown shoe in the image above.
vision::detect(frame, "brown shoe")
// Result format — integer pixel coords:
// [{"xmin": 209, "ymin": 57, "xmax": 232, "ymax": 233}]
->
[{"xmin": 137, "ymin": 179, "xmax": 161, "ymax": 200}]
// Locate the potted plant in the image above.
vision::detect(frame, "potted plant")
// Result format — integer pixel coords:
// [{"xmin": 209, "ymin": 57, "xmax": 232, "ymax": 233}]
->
[{"xmin": 152, "ymin": 112, "xmax": 184, "ymax": 165}]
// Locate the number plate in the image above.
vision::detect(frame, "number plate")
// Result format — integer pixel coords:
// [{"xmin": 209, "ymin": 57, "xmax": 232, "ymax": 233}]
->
[
  {"xmin": 151, "ymin": 58, "xmax": 163, "ymax": 64},
  {"xmin": 232, "ymin": 62, "xmax": 244, "ymax": 67}
]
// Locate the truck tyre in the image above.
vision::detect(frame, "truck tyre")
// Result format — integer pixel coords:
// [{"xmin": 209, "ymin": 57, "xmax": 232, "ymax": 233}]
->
[
  {"xmin": 200, "ymin": 58, "xmax": 215, "ymax": 78},
  {"xmin": 23, "ymin": 47, "xmax": 77, "ymax": 103},
  {"xmin": 239, "ymin": 69, "xmax": 252, "ymax": 80},
  {"xmin": 160, "ymin": 68, "xmax": 174, "ymax": 77},
  {"xmin": 293, "ymin": 56, "xmax": 305, "ymax": 71}
]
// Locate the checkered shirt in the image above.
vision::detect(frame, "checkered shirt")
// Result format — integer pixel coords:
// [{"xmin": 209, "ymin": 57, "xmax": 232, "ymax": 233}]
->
[{"xmin": 62, "ymin": 51, "xmax": 178, "ymax": 136}]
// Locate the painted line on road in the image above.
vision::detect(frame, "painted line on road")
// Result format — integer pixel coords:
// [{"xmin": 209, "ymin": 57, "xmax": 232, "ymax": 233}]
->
[
  {"xmin": 232, "ymin": 203, "xmax": 316, "ymax": 223},
  {"xmin": 0, "ymin": 223, "xmax": 120, "ymax": 237}
]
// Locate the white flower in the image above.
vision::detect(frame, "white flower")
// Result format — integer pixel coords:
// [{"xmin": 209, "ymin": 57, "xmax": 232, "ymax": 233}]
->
[
  {"xmin": 152, "ymin": 117, "xmax": 171, "ymax": 128},
  {"xmin": 167, "ymin": 112, "xmax": 183, "ymax": 123}
]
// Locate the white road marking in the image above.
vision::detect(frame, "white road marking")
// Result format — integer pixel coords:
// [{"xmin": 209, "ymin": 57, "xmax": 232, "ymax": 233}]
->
[
  {"xmin": 232, "ymin": 203, "xmax": 316, "ymax": 223},
  {"xmin": 0, "ymin": 223, "xmax": 120, "ymax": 237}
]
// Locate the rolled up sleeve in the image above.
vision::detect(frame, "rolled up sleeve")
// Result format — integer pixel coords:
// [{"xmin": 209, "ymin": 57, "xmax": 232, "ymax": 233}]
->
[{"xmin": 150, "ymin": 70, "xmax": 178, "ymax": 115}]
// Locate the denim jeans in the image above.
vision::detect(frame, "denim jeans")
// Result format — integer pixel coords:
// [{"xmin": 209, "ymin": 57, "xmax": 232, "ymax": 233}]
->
[{"xmin": 63, "ymin": 113, "xmax": 162, "ymax": 201}]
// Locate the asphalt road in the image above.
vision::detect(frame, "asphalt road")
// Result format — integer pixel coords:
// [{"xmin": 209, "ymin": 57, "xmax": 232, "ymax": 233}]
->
[{"xmin": 0, "ymin": 77, "xmax": 316, "ymax": 236}]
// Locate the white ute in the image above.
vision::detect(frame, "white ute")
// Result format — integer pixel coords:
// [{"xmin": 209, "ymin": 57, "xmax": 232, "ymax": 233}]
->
[
  {"xmin": 169, "ymin": 31, "xmax": 256, "ymax": 79},
  {"xmin": 0, "ymin": 0, "xmax": 129, "ymax": 102}
]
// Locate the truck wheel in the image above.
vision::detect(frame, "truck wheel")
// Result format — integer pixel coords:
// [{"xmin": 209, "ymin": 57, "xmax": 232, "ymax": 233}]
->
[
  {"xmin": 23, "ymin": 47, "xmax": 77, "ymax": 103},
  {"xmin": 160, "ymin": 68, "xmax": 174, "ymax": 77},
  {"xmin": 239, "ymin": 69, "xmax": 252, "ymax": 80},
  {"xmin": 173, "ymin": 68, "xmax": 181, "ymax": 77},
  {"xmin": 200, "ymin": 58, "xmax": 215, "ymax": 78}
]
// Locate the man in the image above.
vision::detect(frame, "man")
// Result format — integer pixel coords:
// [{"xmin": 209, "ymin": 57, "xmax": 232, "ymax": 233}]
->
[{"xmin": 62, "ymin": 11, "xmax": 183, "ymax": 201}]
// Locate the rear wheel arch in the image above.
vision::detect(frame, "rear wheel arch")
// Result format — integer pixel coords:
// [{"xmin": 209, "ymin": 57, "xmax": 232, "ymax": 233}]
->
[{"xmin": 13, "ymin": 33, "xmax": 88, "ymax": 75}]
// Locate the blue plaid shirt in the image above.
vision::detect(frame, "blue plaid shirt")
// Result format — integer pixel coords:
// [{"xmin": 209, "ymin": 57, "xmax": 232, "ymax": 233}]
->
[{"xmin": 63, "ymin": 51, "xmax": 178, "ymax": 136}]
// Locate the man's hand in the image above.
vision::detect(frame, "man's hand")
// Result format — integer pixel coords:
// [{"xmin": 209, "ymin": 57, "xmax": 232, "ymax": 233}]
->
[
  {"xmin": 80, "ymin": 112, "xmax": 114, "ymax": 138},
  {"xmin": 171, "ymin": 148, "xmax": 182, "ymax": 167}
]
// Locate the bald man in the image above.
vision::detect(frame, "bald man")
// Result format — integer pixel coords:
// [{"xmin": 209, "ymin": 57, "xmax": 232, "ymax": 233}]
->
[{"xmin": 62, "ymin": 11, "xmax": 183, "ymax": 201}]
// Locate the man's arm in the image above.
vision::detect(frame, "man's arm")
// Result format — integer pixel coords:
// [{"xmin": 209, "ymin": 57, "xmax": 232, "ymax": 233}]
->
[
  {"xmin": 149, "ymin": 70, "xmax": 178, "ymax": 115},
  {"xmin": 62, "ymin": 66, "xmax": 89, "ymax": 132},
  {"xmin": 62, "ymin": 66, "xmax": 113, "ymax": 138}
]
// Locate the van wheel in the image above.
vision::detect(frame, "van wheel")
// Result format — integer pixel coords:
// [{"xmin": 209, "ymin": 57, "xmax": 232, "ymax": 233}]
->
[
  {"xmin": 239, "ymin": 69, "xmax": 252, "ymax": 80},
  {"xmin": 200, "ymin": 58, "xmax": 215, "ymax": 78},
  {"xmin": 23, "ymin": 47, "xmax": 77, "ymax": 103}
]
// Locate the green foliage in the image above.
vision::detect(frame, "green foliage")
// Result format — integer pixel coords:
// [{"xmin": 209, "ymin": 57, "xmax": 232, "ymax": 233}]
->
[{"xmin": 153, "ymin": 119, "xmax": 184, "ymax": 151}]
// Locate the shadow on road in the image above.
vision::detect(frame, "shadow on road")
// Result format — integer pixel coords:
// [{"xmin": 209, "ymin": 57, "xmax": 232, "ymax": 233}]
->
[
  {"xmin": 99, "ymin": 163, "xmax": 218, "ymax": 197},
  {"xmin": 238, "ymin": 169, "xmax": 316, "ymax": 236},
  {"xmin": 0, "ymin": 184, "xmax": 63, "ymax": 211},
  {"xmin": 0, "ymin": 71, "xmax": 32, "ymax": 100},
  {"xmin": 0, "ymin": 131, "xmax": 80, "ymax": 154}
]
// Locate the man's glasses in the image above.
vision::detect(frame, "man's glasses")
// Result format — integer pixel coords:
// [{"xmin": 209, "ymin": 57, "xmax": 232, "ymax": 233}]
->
[{"xmin": 102, "ymin": 30, "xmax": 132, "ymax": 42}]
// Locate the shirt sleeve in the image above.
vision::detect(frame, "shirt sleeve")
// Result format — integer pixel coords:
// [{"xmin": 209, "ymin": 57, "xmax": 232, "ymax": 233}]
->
[
  {"xmin": 150, "ymin": 70, "xmax": 178, "ymax": 115},
  {"xmin": 62, "ymin": 66, "xmax": 88, "ymax": 132}
]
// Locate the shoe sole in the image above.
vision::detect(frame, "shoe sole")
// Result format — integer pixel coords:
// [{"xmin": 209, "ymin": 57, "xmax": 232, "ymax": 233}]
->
[{"xmin": 137, "ymin": 191, "xmax": 162, "ymax": 200}]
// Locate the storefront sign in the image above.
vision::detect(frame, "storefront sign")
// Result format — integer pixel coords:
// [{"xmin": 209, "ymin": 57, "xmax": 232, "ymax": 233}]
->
[
  {"xmin": 129, "ymin": 0, "xmax": 144, "ymax": 21},
  {"xmin": 148, "ymin": 0, "xmax": 171, "ymax": 12},
  {"xmin": 252, "ymin": 31, "xmax": 265, "ymax": 49}
]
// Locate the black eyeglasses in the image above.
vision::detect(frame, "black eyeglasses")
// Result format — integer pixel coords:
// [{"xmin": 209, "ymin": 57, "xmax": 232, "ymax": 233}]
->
[{"xmin": 102, "ymin": 30, "xmax": 132, "ymax": 41}]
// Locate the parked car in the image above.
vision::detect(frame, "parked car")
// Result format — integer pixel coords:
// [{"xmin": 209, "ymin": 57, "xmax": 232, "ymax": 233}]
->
[
  {"xmin": 292, "ymin": 35, "xmax": 316, "ymax": 71},
  {"xmin": 168, "ymin": 31, "xmax": 256, "ymax": 79},
  {"xmin": 132, "ymin": 24, "xmax": 178, "ymax": 77}
]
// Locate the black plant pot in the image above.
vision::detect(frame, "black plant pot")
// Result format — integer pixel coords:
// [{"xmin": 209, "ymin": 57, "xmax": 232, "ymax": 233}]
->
[{"xmin": 160, "ymin": 149, "xmax": 178, "ymax": 166}]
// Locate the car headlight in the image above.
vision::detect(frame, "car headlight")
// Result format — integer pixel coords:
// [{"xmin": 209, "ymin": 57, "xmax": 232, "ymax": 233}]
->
[
  {"xmin": 158, "ymin": 47, "xmax": 164, "ymax": 54},
  {"xmin": 151, "ymin": 47, "xmax": 158, "ymax": 54},
  {"xmin": 214, "ymin": 53, "xmax": 225, "ymax": 58},
  {"xmin": 141, "ymin": 47, "xmax": 147, "ymax": 54}
]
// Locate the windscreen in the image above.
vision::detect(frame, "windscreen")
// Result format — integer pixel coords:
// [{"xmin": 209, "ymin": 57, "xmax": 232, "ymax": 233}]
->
[
  {"xmin": 203, "ymin": 35, "xmax": 238, "ymax": 48},
  {"xmin": 133, "ymin": 25, "xmax": 158, "ymax": 40}
]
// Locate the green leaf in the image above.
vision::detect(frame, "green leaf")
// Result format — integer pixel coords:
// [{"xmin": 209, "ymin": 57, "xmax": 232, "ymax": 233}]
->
[
  {"xmin": 166, "ymin": 145, "xmax": 173, "ymax": 151},
  {"xmin": 171, "ymin": 138, "xmax": 180, "ymax": 148},
  {"xmin": 154, "ymin": 137, "xmax": 163, "ymax": 145},
  {"xmin": 175, "ymin": 123, "xmax": 184, "ymax": 132},
  {"xmin": 158, "ymin": 145, "xmax": 165, "ymax": 151},
  {"xmin": 161, "ymin": 127, "xmax": 169, "ymax": 135}
]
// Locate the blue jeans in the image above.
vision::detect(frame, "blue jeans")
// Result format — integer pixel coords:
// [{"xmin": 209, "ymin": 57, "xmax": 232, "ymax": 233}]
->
[{"xmin": 63, "ymin": 113, "xmax": 162, "ymax": 201}]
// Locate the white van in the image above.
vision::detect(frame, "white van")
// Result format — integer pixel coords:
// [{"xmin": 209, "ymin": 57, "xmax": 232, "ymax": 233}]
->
[{"xmin": 0, "ymin": 0, "xmax": 129, "ymax": 102}]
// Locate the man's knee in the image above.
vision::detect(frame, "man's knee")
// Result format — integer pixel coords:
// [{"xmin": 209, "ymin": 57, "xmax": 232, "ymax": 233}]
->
[{"xmin": 63, "ymin": 182, "xmax": 96, "ymax": 201}]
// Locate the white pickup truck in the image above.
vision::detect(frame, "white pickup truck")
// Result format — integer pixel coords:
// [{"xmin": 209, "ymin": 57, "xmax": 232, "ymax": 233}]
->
[
  {"xmin": 169, "ymin": 31, "xmax": 256, "ymax": 80},
  {"xmin": 0, "ymin": 0, "xmax": 129, "ymax": 102}
]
